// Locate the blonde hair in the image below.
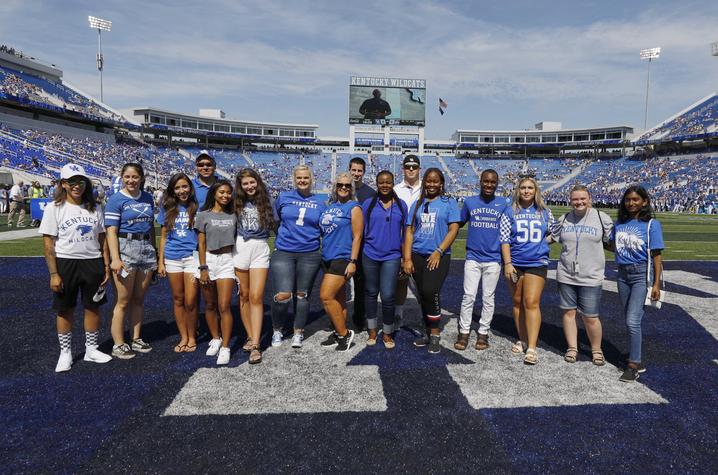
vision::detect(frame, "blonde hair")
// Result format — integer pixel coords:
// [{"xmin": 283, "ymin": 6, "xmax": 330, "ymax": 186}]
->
[
  {"xmin": 329, "ymin": 172, "xmax": 357, "ymax": 203},
  {"xmin": 293, "ymin": 165, "xmax": 314, "ymax": 191},
  {"xmin": 512, "ymin": 177, "xmax": 547, "ymax": 213},
  {"xmin": 569, "ymin": 184, "xmax": 593, "ymax": 207}
]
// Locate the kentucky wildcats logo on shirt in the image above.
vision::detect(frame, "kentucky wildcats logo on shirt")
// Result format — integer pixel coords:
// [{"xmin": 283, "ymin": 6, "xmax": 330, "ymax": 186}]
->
[
  {"xmin": 615, "ymin": 226, "xmax": 646, "ymax": 258},
  {"xmin": 320, "ymin": 207, "xmax": 344, "ymax": 235}
]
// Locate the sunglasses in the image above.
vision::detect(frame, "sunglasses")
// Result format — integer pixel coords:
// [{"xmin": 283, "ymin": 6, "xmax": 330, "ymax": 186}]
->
[
  {"xmin": 66, "ymin": 179, "xmax": 86, "ymax": 188},
  {"xmin": 336, "ymin": 183, "xmax": 352, "ymax": 190},
  {"xmin": 197, "ymin": 162, "xmax": 214, "ymax": 168},
  {"xmin": 404, "ymin": 165, "xmax": 419, "ymax": 171}
]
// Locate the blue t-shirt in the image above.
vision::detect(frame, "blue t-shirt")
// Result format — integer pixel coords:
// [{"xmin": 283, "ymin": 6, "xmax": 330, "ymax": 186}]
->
[
  {"xmin": 612, "ymin": 218, "xmax": 664, "ymax": 265},
  {"xmin": 499, "ymin": 205, "xmax": 555, "ymax": 267},
  {"xmin": 193, "ymin": 176, "xmax": 219, "ymax": 209},
  {"xmin": 274, "ymin": 190, "xmax": 327, "ymax": 253},
  {"xmin": 237, "ymin": 201, "xmax": 274, "ymax": 241},
  {"xmin": 407, "ymin": 196, "xmax": 461, "ymax": 256},
  {"xmin": 462, "ymin": 194, "xmax": 511, "ymax": 263},
  {"xmin": 105, "ymin": 190, "xmax": 154, "ymax": 233},
  {"xmin": 320, "ymin": 201, "xmax": 360, "ymax": 261},
  {"xmin": 157, "ymin": 204, "xmax": 197, "ymax": 260},
  {"xmin": 362, "ymin": 198, "xmax": 407, "ymax": 261}
]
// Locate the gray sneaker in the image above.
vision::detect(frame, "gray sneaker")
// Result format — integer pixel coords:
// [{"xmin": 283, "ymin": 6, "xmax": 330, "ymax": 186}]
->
[
  {"xmin": 131, "ymin": 338, "xmax": 152, "ymax": 353},
  {"xmin": 112, "ymin": 343, "xmax": 136, "ymax": 359},
  {"xmin": 428, "ymin": 335, "xmax": 441, "ymax": 354}
]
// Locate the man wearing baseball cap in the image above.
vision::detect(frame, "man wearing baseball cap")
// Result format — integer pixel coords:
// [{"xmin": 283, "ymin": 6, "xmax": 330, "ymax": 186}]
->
[{"xmin": 193, "ymin": 150, "xmax": 218, "ymax": 208}]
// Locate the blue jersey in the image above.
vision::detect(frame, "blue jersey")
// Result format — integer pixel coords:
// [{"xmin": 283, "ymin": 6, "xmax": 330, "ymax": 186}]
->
[
  {"xmin": 612, "ymin": 218, "xmax": 664, "ymax": 265},
  {"xmin": 320, "ymin": 201, "xmax": 359, "ymax": 260},
  {"xmin": 158, "ymin": 204, "xmax": 197, "ymax": 260},
  {"xmin": 274, "ymin": 190, "xmax": 327, "ymax": 253},
  {"xmin": 105, "ymin": 190, "xmax": 154, "ymax": 233},
  {"xmin": 499, "ymin": 205, "xmax": 555, "ymax": 267},
  {"xmin": 407, "ymin": 196, "xmax": 461, "ymax": 256},
  {"xmin": 462, "ymin": 194, "xmax": 511, "ymax": 263},
  {"xmin": 362, "ymin": 198, "xmax": 407, "ymax": 261}
]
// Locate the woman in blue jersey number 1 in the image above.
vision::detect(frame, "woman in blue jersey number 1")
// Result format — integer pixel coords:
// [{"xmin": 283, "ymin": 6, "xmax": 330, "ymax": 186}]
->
[
  {"xmin": 105, "ymin": 163, "xmax": 158, "ymax": 359},
  {"xmin": 270, "ymin": 165, "xmax": 326, "ymax": 349},
  {"xmin": 499, "ymin": 177, "xmax": 555, "ymax": 365},
  {"xmin": 403, "ymin": 168, "xmax": 460, "ymax": 354},
  {"xmin": 610, "ymin": 185, "xmax": 664, "ymax": 383},
  {"xmin": 318, "ymin": 172, "xmax": 363, "ymax": 351}
]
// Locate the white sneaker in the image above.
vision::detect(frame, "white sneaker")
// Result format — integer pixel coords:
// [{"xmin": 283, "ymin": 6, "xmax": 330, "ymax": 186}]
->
[
  {"xmin": 291, "ymin": 333, "xmax": 304, "ymax": 348},
  {"xmin": 217, "ymin": 347, "xmax": 230, "ymax": 365},
  {"xmin": 271, "ymin": 330, "xmax": 283, "ymax": 347},
  {"xmin": 84, "ymin": 346, "xmax": 112, "ymax": 364},
  {"xmin": 55, "ymin": 350, "xmax": 73, "ymax": 372},
  {"xmin": 206, "ymin": 338, "xmax": 222, "ymax": 356}
]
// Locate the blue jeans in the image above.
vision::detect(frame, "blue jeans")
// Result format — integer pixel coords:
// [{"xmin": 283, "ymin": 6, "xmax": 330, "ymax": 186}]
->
[
  {"xmin": 362, "ymin": 256, "xmax": 401, "ymax": 334},
  {"xmin": 617, "ymin": 263, "xmax": 650, "ymax": 363},
  {"xmin": 270, "ymin": 249, "xmax": 322, "ymax": 331}
]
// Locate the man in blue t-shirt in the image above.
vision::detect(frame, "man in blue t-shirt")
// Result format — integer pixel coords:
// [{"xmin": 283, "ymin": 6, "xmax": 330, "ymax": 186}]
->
[
  {"xmin": 456, "ymin": 169, "xmax": 510, "ymax": 351},
  {"xmin": 192, "ymin": 151, "xmax": 218, "ymax": 209}
]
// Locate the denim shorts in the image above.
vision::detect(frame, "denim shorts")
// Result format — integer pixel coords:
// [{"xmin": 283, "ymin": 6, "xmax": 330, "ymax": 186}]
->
[
  {"xmin": 558, "ymin": 282, "xmax": 602, "ymax": 317},
  {"xmin": 119, "ymin": 236, "xmax": 157, "ymax": 272}
]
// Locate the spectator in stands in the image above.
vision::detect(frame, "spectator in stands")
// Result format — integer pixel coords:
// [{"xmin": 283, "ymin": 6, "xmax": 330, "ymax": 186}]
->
[
  {"xmin": 403, "ymin": 168, "xmax": 460, "ymax": 354},
  {"xmin": 193, "ymin": 151, "xmax": 218, "ymax": 208},
  {"xmin": 359, "ymin": 89, "xmax": 392, "ymax": 121},
  {"xmin": 500, "ymin": 177, "xmax": 555, "ymax": 365},
  {"xmin": 105, "ymin": 163, "xmax": 157, "ymax": 359},
  {"xmin": 270, "ymin": 165, "xmax": 326, "ymax": 349},
  {"xmin": 39, "ymin": 163, "xmax": 112, "ymax": 372},
  {"xmin": 7, "ymin": 180, "xmax": 25, "ymax": 227},
  {"xmin": 318, "ymin": 172, "xmax": 363, "ymax": 351},
  {"xmin": 552, "ymin": 185, "xmax": 612, "ymax": 366}
]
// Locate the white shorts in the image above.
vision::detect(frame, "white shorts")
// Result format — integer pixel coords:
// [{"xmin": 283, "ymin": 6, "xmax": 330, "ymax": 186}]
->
[
  {"xmin": 232, "ymin": 238, "xmax": 270, "ymax": 270},
  {"xmin": 196, "ymin": 252, "xmax": 235, "ymax": 281},
  {"xmin": 165, "ymin": 253, "xmax": 198, "ymax": 274}
]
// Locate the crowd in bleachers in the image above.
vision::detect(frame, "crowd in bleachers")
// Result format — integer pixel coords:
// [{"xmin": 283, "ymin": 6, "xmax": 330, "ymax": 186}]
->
[{"xmin": 638, "ymin": 94, "xmax": 718, "ymax": 143}]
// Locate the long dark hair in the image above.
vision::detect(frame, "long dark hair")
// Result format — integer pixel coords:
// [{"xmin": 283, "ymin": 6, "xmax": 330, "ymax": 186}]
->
[
  {"xmin": 409, "ymin": 168, "xmax": 446, "ymax": 228},
  {"xmin": 235, "ymin": 168, "xmax": 275, "ymax": 231},
  {"xmin": 163, "ymin": 172, "xmax": 198, "ymax": 231},
  {"xmin": 365, "ymin": 170, "xmax": 405, "ymax": 233},
  {"xmin": 121, "ymin": 162, "xmax": 146, "ymax": 189},
  {"xmin": 202, "ymin": 179, "xmax": 234, "ymax": 213},
  {"xmin": 617, "ymin": 185, "xmax": 654, "ymax": 223},
  {"xmin": 53, "ymin": 176, "xmax": 96, "ymax": 212}
]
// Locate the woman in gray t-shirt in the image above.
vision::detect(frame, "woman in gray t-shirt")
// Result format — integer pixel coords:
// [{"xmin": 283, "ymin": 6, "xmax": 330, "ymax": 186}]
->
[{"xmin": 552, "ymin": 185, "xmax": 613, "ymax": 366}]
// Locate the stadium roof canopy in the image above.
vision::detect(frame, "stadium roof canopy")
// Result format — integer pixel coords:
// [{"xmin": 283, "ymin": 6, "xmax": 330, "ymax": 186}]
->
[{"xmin": 451, "ymin": 124, "xmax": 633, "ymax": 148}]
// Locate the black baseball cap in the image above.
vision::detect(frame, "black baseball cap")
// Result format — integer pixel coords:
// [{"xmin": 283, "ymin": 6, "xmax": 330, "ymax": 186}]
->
[
  {"xmin": 195, "ymin": 150, "xmax": 215, "ymax": 164},
  {"xmin": 403, "ymin": 155, "xmax": 420, "ymax": 167}
]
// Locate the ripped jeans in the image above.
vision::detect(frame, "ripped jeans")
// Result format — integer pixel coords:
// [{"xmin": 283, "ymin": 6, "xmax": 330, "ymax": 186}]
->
[{"xmin": 270, "ymin": 249, "xmax": 322, "ymax": 331}]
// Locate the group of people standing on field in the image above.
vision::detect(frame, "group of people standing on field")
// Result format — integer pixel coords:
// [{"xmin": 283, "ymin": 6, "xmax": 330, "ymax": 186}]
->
[{"xmin": 41, "ymin": 151, "xmax": 663, "ymax": 383}]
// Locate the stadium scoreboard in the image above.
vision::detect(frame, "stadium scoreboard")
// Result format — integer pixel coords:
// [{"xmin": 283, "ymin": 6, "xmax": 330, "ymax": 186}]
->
[{"xmin": 349, "ymin": 76, "xmax": 426, "ymax": 126}]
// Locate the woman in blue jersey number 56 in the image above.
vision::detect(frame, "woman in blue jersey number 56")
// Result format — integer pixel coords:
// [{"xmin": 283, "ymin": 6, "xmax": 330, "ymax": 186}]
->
[
  {"xmin": 499, "ymin": 177, "xmax": 555, "ymax": 365},
  {"xmin": 270, "ymin": 165, "xmax": 326, "ymax": 349}
]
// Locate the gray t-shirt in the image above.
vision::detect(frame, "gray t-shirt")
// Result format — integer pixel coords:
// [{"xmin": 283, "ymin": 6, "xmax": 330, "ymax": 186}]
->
[
  {"xmin": 194, "ymin": 210, "xmax": 236, "ymax": 252},
  {"xmin": 553, "ymin": 208, "xmax": 613, "ymax": 286}
]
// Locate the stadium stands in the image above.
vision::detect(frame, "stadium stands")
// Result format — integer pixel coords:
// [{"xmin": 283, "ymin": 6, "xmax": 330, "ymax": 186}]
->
[{"xmin": 636, "ymin": 93, "xmax": 718, "ymax": 144}]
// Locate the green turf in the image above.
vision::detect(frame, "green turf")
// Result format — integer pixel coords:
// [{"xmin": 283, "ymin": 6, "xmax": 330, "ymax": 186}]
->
[{"xmin": 3, "ymin": 208, "xmax": 718, "ymax": 260}]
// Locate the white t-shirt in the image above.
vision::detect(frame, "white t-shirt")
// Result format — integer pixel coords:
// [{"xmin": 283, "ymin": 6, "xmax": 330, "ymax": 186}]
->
[
  {"xmin": 394, "ymin": 180, "xmax": 422, "ymax": 211},
  {"xmin": 38, "ymin": 201, "xmax": 105, "ymax": 259},
  {"xmin": 10, "ymin": 184, "xmax": 23, "ymax": 201}
]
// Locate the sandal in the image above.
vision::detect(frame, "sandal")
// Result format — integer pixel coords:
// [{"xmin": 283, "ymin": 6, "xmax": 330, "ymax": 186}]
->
[
  {"xmin": 475, "ymin": 333, "xmax": 489, "ymax": 351},
  {"xmin": 249, "ymin": 346, "xmax": 262, "ymax": 364},
  {"xmin": 592, "ymin": 350, "xmax": 606, "ymax": 366},
  {"xmin": 564, "ymin": 347, "xmax": 578, "ymax": 363},
  {"xmin": 383, "ymin": 334, "xmax": 395, "ymax": 349},
  {"xmin": 174, "ymin": 343, "xmax": 187, "ymax": 353},
  {"xmin": 524, "ymin": 348, "xmax": 538, "ymax": 365},
  {"xmin": 454, "ymin": 333, "xmax": 469, "ymax": 351},
  {"xmin": 184, "ymin": 344, "xmax": 197, "ymax": 352},
  {"xmin": 511, "ymin": 340, "xmax": 527, "ymax": 354},
  {"xmin": 242, "ymin": 338, "xmax": 254, "ymax": 353}
]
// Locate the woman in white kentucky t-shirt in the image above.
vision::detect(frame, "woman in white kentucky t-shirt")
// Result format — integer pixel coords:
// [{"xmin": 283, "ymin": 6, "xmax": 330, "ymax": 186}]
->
[{"xmin": 39, "ymin": 164, "xmax": 112, "ymax": 373}]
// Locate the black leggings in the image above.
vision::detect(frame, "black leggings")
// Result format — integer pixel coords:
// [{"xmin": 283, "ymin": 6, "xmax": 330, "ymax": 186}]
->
[{"xmin": 411, "ymin": 253, "xmax": 451, "ymax": 330}]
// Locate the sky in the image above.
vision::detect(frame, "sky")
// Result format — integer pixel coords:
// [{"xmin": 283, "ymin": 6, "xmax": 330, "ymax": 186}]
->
[{"xmin": 2, "ymin": 0, "xmax": 717, "ymax": 139}]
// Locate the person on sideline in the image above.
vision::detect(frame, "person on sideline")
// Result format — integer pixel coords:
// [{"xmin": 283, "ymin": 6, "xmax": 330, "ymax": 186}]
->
[
  {"xmin": 499, "ymin": 177, "xmax": 555, "ymax": 365},
  {"xmin": 40, "ymin": 164, "xmax": 112, "ymax": 372},
  {"xmin": 455, "ymin": 169, "xmax": 511, "ymax": 351},
  {"xmin": 318, "ymin": 173, "xmax": 363, "ymax": 351},
  {"xmin": 361, "ymin": 171, "xmax": 407, "ymax": 348},
  {"xmin": 270, "ymin": 165, "xmax": 326, "ymax": 349},
  {"xmin": 7, "ymin": 180, "xmax": 26, "ymax": 227},
  {"xmin": 157, "ymin": 172, "xmax": 199, "ymax": 353},
  {"xmin": 611, "ymin": 185, "xmax": 664, "ymax": 383},
  {"xmin": 403, "ymin": 168, "xmax": 460, "ymax": 354},
  {"xmin": 105, "ymin": 163, "xmax": 157, "ymax": 359},
  {"xmin": 195, "ymin": 180, "xmax": 237, "ymax": 365},
  {"xmin": 234, "ymin": 168, "xmax": 274, "ymax": 364}
]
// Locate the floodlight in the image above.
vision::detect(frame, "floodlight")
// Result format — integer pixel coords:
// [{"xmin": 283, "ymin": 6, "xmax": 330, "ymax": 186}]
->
[
  {"xmin": 88, "ymin": 16, "xmax": 112, "ymax": 102},
  {"xmin": 639, "ymin": 47, "xmax": 660, "ymax": 132},
  {"xmin": 88, "ymin": 16, "xmax": 112, "ymax": 31},
  {"xmin": 640, "ymin": 47, "xmax": 660, "ymax": 60},
  {"xmin": 712, "ymin": 42, "xmax": 718, "ymax": 57}
]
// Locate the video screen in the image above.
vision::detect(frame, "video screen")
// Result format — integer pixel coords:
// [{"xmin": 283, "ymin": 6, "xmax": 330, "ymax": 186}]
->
[{"xmin": 349, "ymin": 77, "xmax": 426, "ymax": 126}]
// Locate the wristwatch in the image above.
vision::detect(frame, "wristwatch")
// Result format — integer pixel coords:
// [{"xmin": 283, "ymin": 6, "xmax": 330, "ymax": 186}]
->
[
  {"xmin": 349, "ymin": 259, "xmax": 357, "ymax": 264},
  {"xmin": 198, "ymin": 265, "xmax": 209, "ymax": 271}
]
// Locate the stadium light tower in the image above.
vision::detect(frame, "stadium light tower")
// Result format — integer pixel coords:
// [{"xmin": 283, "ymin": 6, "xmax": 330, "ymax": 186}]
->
[
  {"xmin": 712, "ymin": 41, "xmax": 718, "ymax": 57},
  {"xmin": 640, "ymin": 47, "xmax": 660, "ymax": 132},
  {"xmin": 88, "ymin": 15, "xmax": 112, "ymax": 102}
]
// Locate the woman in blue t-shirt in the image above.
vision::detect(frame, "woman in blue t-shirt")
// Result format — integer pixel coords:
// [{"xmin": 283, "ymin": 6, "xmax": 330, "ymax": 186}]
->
[
  {"xmin": 318, "ymin": 173, "xmax": 363, "ymax": 351},
  {"xmin": 610, "ymin": 185, "xmax": 664, "ymax": 383},
  {"xmin": 105, "ymin": 163, "xmax": 157, "ymax": 359},
  {"xmin": 499, "ymin": 177, "xmax": 555, "ymax": 365},
  {"xmin": 362, "ymin": 171, "xmax": 407, "ymax": 349},
  {"xmin": 157, "ymin": 172, "xmax": 199, "ymax": 353},
  {"xmin": 403, "ymin": 168, "xmax": 460, "ymax": 354},
  {"xmin": 270, "ymin": 165, "xmax": 326, "ymax": 349}
]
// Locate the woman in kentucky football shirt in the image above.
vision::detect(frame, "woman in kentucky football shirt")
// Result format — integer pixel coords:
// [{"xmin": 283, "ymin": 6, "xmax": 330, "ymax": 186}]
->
[
  {"xmin": 157, "ymin": 172, "xmax": 199, "ymax": 353},
  {"xmin": 105, "ymin": 163, "xmax": 157, "ymax": 360},
  {"xmin": 499, "ymin": 177, "xmax": 555, "ymax": 365},
  {"xmin": 270, "ymin": 165, "xmax": 326, "ymax": 349},
  {"xmin": 40, "ymin": 163, "xmax": 112, "ymax": 372}
]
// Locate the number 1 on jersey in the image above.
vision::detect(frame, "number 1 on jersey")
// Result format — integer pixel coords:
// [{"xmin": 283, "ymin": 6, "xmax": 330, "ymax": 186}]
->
[{"xmin": 296, "ymin": 207, "xmax": 307, "ymax": 226}]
